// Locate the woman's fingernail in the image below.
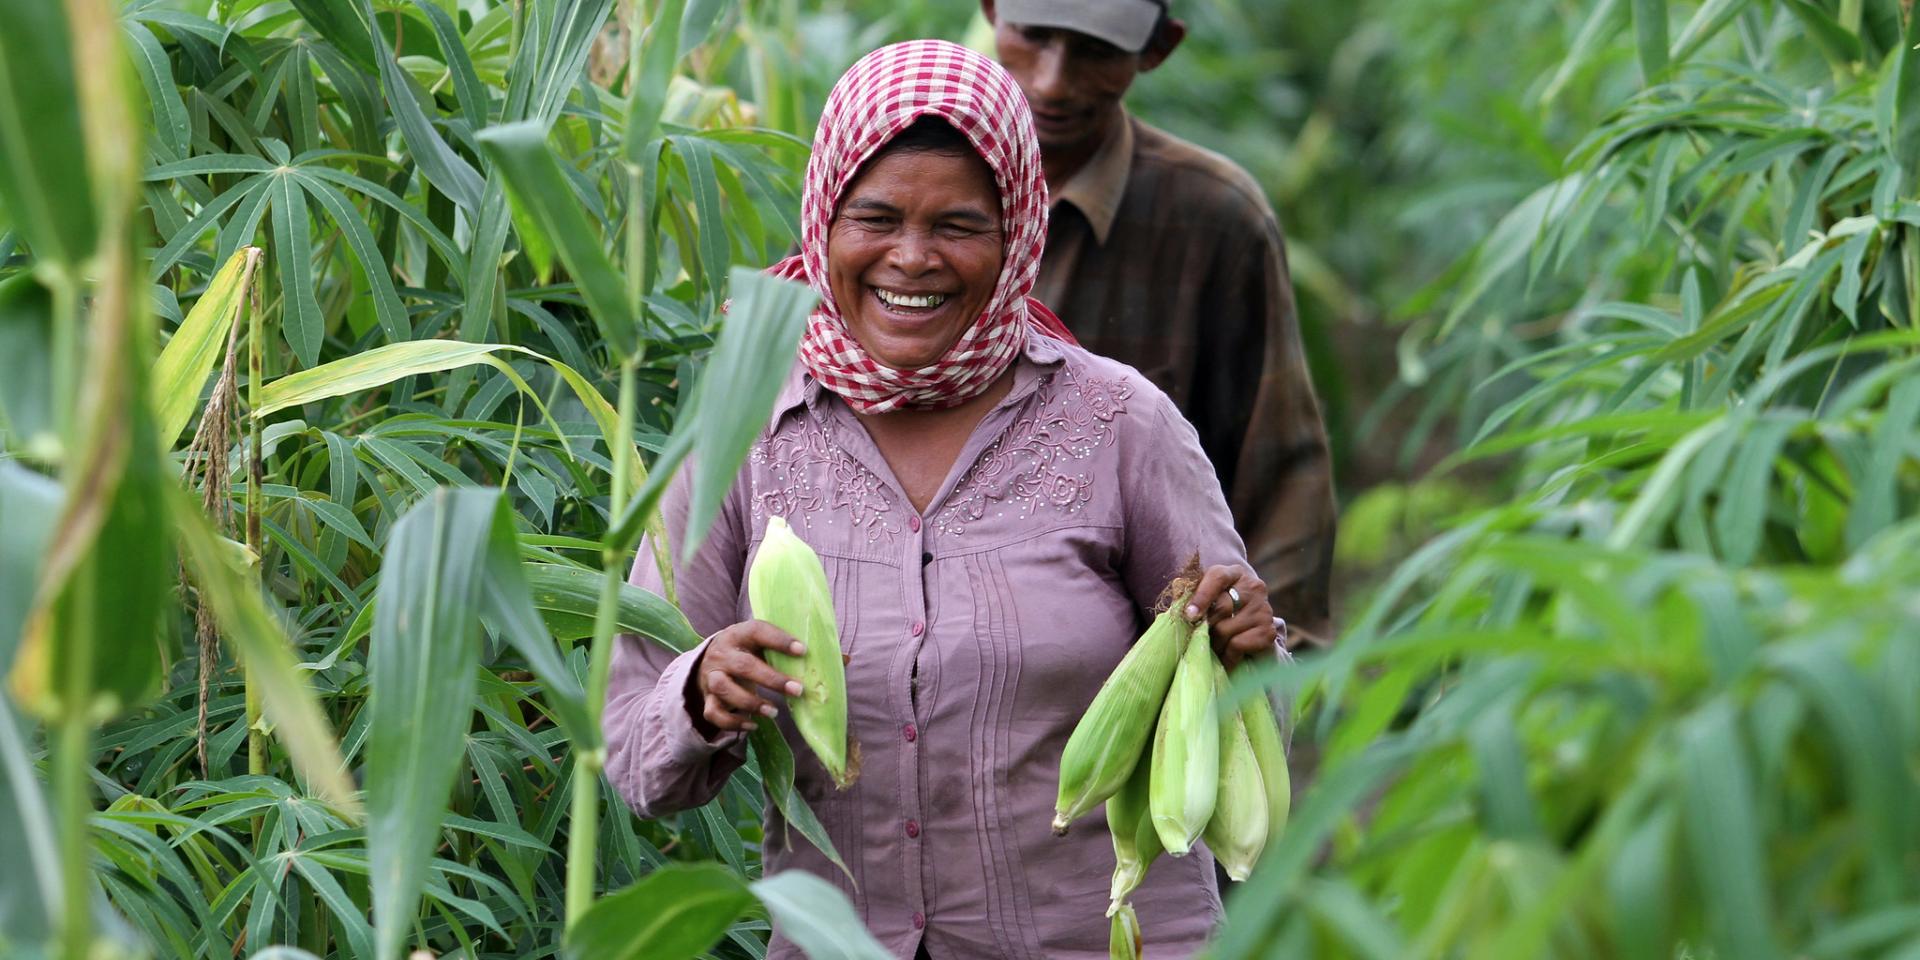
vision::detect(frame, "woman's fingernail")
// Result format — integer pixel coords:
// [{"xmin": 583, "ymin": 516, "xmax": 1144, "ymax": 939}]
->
[
  {"xmin": 792, "ymin": 642, "xmax": 807, "ymax": 655},
  {"xmin": 786, "ymin": 681, "xmax": 804, "ymax": 696},
  {"xmin": 1185, "ymin": 605, "xmax": 1200, "ymax": 620},
  {"xmin": 743, "ymin": 722, "xmax": 758, "ymax": 731},
  {"xmin": 760, "ymin": 704, "xmax": 779, "ymax": 718}
]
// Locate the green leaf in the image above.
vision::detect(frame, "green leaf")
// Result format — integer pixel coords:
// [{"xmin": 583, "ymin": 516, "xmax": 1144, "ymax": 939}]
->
[
  {"xmin": 625, "ymin": 0, "xmax": 688, "ymax": 159},
  {"xmin": 750, "ymin": 870, "xmax": 894, "ymax": 960},
  {"xmin": 1679, "ymin": 701, "xmax": 1781, "ymax": 960},
  {"xmin": 169, "ymin": 485, "xmax": 358, "ymax": 811},
  {"xmin": 523, "ymin": 561, "xmax": 701, "ymax": 650},
  {"xmin": 1632, "ymin": 0, "xmax": 1669, "ymax": 82},
  {"xmin": 0, "ymin": 465, "xmax": 61, "ymax": 675},
  {"xmin": 151, "ymin": 247, "xmax": 259, "ymax": 449},
  {"xmin": 0, "ymin": 701, "xmax": 61, "ymax": 950},
  {"xmin": 0, "ymin": 273, "xmax": 56, "ymax": 453},
  {"xmin": 1888, "ymin": 0, "xmax": 1920, "ymax": 190},
  {"xmin": 123, "ymin": 20, "xmax": 190, "ymax": 161},
  {"xmin": 367, "ymin": 487, "xmax": 496, "ymax": 960},
  {"xmin": 356, "ymin": 0, "xmax": 483, "ymax": 212},
  {"xmin": 272, "ymin": 174, "xmax": 323, "ymax": 367},
  {"xmin": 410, "ymin": 0, "xmax": 490, "ymax": 128},
  {"xmin": 563, "ymin": 862, "xmax": 753, "ymax": 960},
  {"xmin": 1782, "ymin": 0, "xmax": 1865, "ymax": 69},
  {"xmin": 0, "ymin": 0, "xmax": 95, "ymax": 270},
  {"xmin": 477, "ymin": 121, "xmax": 637, "ymax": 357},
  {"xmin": 680, "ymin": 268, "xmax": 817, "ymax": 561},
  {"xmin": 475, "ymin": 517, "xmax": 596, "ymax": 749},
  {"xmin": 295, "ymin": 174, "xmax": 410, "ymax": 345},
  {"xmin": 747, "ymin": 721, "xmax": 850, "ymax": 880}
]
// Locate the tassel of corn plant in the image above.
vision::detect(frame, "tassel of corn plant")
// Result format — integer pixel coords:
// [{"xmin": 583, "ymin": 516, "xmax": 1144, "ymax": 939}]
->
[
  {"xmin": 748, "ymin": 516, "xmax": 855, "ymax": 787},
  {"xmin": 1149, "ymin": 620, "xmax": 1220, "ymax": 856},
  {"xmin": 1239, "ymin": 678, "xmax": 1292, "ymax": 852},
  {"xmin": 1109, "ymin": 901, "xmax": 1143, "ymax": 960},
  {"xmin": 1202, "ymin": 660, "xmax": 1269, "ymax": 880},
  {"xmin": 1053, "ymin": 594, "xmax": 1191, "ymax": 834},
  {"xmin": 1105, "ymin": 741, "xmax": 1162, "ymax": 915}
]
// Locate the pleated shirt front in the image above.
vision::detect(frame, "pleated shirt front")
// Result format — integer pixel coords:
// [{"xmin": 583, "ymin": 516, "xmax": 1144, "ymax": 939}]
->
[{"xmin": 603, "ymin": 335, "xmax": 1249, "ymax": 959}]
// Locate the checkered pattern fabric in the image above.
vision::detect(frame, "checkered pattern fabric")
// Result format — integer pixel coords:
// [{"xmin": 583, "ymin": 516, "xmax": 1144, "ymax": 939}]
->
[{"xmin": 771, "ymin": 39, "xmax": 1063, "ymax": 414}]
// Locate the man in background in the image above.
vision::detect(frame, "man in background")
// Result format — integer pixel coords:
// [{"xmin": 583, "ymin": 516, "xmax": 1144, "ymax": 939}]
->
[{"xmin": 982, "ymin": 0, "xmax": 1337, "ymax": 645}]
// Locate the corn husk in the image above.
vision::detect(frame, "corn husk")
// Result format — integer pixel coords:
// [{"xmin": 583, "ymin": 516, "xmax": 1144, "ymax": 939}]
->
[
  {"xmin": 1202, "ymin": 660, "xmax": 1268, "ymax": 880},
  {"xmin": 746, "ymin": 516, "xmax": 854, "ymax": 787},
  {"xmin": 1148, "ymin": 621, "xmax": 1219, "ymax": 856},
  {"xmin": 1052, "ymin": 600, "xmax": 1188, "ymax": 834},
  {"xmin": 1109, "ymin": 901, "xmax": 1142, "ymax": 960},
  {"xmin": 1239, "ymin": 680, "xmax": 1291, "ymax": 852},
  {"xmin": 1105, "ymin": 739, "xmax": 1162, "ymax": 915}
]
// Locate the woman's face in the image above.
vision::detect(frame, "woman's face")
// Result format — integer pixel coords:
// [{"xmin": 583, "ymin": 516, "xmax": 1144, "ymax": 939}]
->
[{"xmin": 827, "ymin": 146, "xmax": 1005, "ymax": 371}]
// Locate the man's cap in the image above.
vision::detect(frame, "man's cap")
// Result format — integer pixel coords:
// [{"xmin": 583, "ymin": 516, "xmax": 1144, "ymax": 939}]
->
[{"xmin": 995, "ymin": 0, "xmax": 1166, "ymax": 53}]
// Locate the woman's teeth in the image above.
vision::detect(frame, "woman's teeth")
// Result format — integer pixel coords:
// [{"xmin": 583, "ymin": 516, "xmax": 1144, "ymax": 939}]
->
[{"xmin": 876, "ymin": 288, "xmax": 945, "ymax": 309}]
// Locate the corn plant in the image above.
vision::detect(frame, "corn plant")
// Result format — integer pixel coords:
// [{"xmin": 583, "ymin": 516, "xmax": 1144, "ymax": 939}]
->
[{"xmin": 1213, "ymin": 0, "xmax": 1920, "ymax": 957}]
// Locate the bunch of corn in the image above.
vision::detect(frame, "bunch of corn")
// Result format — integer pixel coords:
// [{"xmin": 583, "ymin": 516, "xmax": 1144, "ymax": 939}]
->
[
  {"xmin": 747, "ymin": 516, "xmax": 856, "ymax": 788},
  {"xmin": 1051, "ymin": 574, "xmax": 1294, "ymax": 954},
  {"xmin": 1052, "ymin": 601, "xmax": 1189, "ymax": 834}
]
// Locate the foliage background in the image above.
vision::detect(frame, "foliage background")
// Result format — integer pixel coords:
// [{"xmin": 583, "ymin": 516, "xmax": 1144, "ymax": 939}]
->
[{"xmin": 1, "ymin": 0, "xmax": 1917, "ymax": 958}]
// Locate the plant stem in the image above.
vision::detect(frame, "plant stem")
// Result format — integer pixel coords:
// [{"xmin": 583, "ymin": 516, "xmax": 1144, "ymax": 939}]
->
[
  {"xmin": 55, "ymin": 565, "xmax": 97, "ymax": 960},
  {"xmin": 245, "ymin": 269, "xmax": 267, "ymax": 778},
  {"xmin": 566, "ymin": 357, "xmax": 641, "ymax": 929}
]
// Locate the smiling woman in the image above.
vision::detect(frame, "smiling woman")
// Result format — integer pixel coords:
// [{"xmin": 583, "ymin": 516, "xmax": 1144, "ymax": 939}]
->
[
  {"xmin": 826, "ymin": 117, "xmax": 1005, "ymax": 372},
  {"xmin": 602, "ymin": 39, "xmax": 1283, "ymax": 960}
]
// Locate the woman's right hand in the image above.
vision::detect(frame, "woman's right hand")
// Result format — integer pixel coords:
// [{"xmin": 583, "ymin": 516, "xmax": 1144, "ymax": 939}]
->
[{"xmin": 689, "ymin": 621, "xmax": 807, "ymax": 737}]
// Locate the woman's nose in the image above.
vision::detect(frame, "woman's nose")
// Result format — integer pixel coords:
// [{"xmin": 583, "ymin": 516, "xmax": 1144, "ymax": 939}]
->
[{"xmin": 885, "ymin": 232, "xmax": 939, "ymax": 274}]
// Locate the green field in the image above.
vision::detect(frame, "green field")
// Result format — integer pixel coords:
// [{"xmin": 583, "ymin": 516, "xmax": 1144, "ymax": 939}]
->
[{"xmin": 1, "ymin": 0, "xmax": 1917, "ymax": 957}]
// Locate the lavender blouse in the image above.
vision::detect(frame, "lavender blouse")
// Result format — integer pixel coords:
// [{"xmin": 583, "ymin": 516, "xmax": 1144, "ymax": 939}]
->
[{"xmin": 603, "ymin": 334, "xmax": 1250, "ymax": 959}]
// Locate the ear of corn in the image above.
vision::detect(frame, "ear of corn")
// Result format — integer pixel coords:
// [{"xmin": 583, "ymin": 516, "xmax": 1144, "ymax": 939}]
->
[
  {"xmin": 1052, "ymin": 602, "xmax": 1188, "ymax": 834},
  {"xmin": 1202, "ymin": 660, "xmax": 1268, "ymax": 881},
  {"xmin": 1239, "ymin": 680, "xmax": 1292, "ymax": 852},
  {"xmin": 1148, "ymin": 621, "xmax": 1219, "ymax": 856},
  {"xmin": 747, "ymin": 516, "xmax": 855, "ymax": 788},
  {"xmin": 1104, "ymin": 740, "xmax": 1162, "ymax": 915},
  {"xmin": 1108, "ymin": 901, "xmax": 1142, "ymax": 960}
]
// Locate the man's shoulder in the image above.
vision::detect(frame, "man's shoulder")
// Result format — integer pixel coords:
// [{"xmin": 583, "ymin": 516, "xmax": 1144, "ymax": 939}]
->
[{"xmin": 1127, "ymin": 118, "xmax": 1279, "ymax": 235}]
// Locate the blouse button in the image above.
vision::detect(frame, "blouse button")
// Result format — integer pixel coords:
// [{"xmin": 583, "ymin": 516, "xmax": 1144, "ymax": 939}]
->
[
  {"xmin": 903, "ymin": 723, "xmax": 917, "ymax": 743},
  {"xmin": 907, "ymin": 515, "xmax": 922, "ymax": 533},
  {"xmin": 905, "ymin": 819, "xmax": 920, "ymax": 839},
  {"xmin": 912, "ymin": 912, "xmax": 926, "ymax": 930},
  {"xmin": 911, "ymin": 620, "xmax": 925, "ymax": 638}
]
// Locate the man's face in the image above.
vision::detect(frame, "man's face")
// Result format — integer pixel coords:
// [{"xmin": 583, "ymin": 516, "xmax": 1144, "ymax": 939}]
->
[{"xmin": 990, "ymin": 20, "xmax": 1145, "ymax": 155}]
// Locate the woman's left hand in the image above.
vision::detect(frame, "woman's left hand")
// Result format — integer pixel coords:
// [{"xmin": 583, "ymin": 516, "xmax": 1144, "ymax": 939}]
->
[{"xmin": 1184, "ymin": 564, "xmax": 1277, "ymax": 671}]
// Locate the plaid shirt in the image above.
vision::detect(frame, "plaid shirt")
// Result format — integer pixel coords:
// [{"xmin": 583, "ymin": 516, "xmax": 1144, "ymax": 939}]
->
[{"xmin": 1033, "ymin": 112, "xmax": 1336, "ymax": 643}]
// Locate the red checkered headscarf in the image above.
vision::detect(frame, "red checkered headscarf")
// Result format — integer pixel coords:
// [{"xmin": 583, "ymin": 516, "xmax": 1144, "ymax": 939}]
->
[{"xmin": 768, "ymin": 39, "xmax": 1071, "ymax": 414}]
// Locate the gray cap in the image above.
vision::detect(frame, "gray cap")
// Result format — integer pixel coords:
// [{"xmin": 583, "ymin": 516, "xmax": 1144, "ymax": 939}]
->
[{"xmin": 995, "ymin": 0, "xmax": 1165, "ymax": 53}]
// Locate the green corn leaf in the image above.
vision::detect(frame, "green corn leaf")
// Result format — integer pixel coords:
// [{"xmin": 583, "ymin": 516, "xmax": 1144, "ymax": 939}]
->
[
  {"xmin": 522, "ymin": 561, "xmax": 701, "ymax": 649},
  {"xmin": 168, "ymin": 484, "xmax": 358, "ymax": 811},
  {"xmin": 625, "ymin": 0, "xmax": 688, "ymax": 159},
  {"xmin": 562, "ymin": 862, "xmax": 754, "ymax": 960},
  {"xmin": 1632, "ymin": 0, "xmax": 1669, "ymax": 82},
  {"xmin": 0, "ymin": 701, "xmax": 62, "ymax": 950},
  {"xmin": 1678, "ymin": 701, "xmax": 1780, "ymax": 960},
  {"xmin": 0, "ymin": 273, "xmax": 56, "ymax": 453},
  {"xmin": 477, "ymin": 121, "xmax": 638, "ymax": 357},
  {"xmin": 680, "ymin": 268, "xmax": 817, "ymax": 561},
  {"xmin": 749, "ymin": 869, "xmax": 894, "ymax": 960},
  {"xmin": 367, "ymin": 487, "xmax": 496, "ymax": 960},
  {"xmin": 151, "ymin": 247, "xmax": 258, "ymax": 449},
  {"xmin": 0, "ymin": 0, "xmax": 95, "ymax": 270},
  {"xmin": 1888, "ymin": 0, "xmax": 1920, "ymax": 189}
]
